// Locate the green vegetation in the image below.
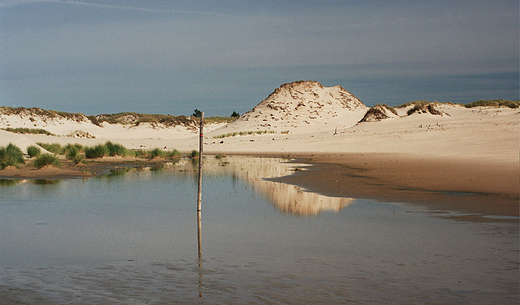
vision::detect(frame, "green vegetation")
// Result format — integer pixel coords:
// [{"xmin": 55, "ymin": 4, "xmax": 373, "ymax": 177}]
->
[
  {"xmin": 192, "ymin": 109, "xmax": 202, "ymax": 118},
  {"xmin": 189, "ymin": 150, "xmax": 199, "ymax": 158},
  {"xmin": 64, "ymin": 145, "xmax": 84, "ymax": 165},
  {"xmin": 96, "ymin": 112, "xmax": 195, "ymax": 127},
  {"xmin": 0, "ymin": 106, "xmax": 85, "ymax": 121},
  {"xmin": 213, "ymin": 130, "xmax": 276, "ymax": 139},
  {"xmin": 149, "ymin": 148, "xmax": 166, "ymax": 159},
  {"xmin": 32, "ymin": 154, "xmax": 61, "ymax": 169},
  {"xmin": 464, "ymin": 99, "xmax": 519, "ymax": 109},
  {"xmin": 84, "ymin": 144, "xmax": 108, "ymax": 159},
  {"xmin": 205, "ymin": 116, "xmax": 238, "ymax": 124},
  {"xmin": 37, "ymin": 143, "xmax": 64, "ymax": 154},
  {"xmin": 105, "ymin": 141, "xmax": 129, "ymax": 157},
  {"xmin": 379, "ymin": 104, "xmax": 398, "ymax": 115},
  {"xmin": 167, "ymin": 149, "xmax": 181, "ymax": 158},
  {"xmin": 396, "ymin": 99, "xmax": 518, "ymax": 109},
  {"xmin": 87, "ymin": 115, "xmax": 101, "ymax": 126},
  {"xmin": 0, "ymin": 143, "xmax": 25, "ymax": 169},
  {"xmin": 396, "ymin": 100, "xmax": 433, "ymax": 108},
  {"xmin": 2, "ymin": 127, "xmax": 54, "ymax": 136},
  {"xmin": 231, "ymin": 111, "xmax": 240, "ymax": 118},
  {"xmin": 27, "ymin": 145, "xmax": 42, "ymax": 158}
]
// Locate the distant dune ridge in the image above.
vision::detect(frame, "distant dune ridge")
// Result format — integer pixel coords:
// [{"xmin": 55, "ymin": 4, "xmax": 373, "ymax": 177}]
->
[{"xmin": 0, "ymin": 80, "xmax": 518, "ymax": 164}]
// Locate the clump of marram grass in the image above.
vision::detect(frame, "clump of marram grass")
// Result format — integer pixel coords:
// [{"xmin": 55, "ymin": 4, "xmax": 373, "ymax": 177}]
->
[
  {"xmin": 167, "ymin": 149, "xmax": 181, "ymax": 158},
  {"xmin": 149, "ymin": 148, "xmax": 166, "ymax": 159},
  {"xmin": 84, "ymin": 144, "xmax": 108, "ymax": 159},
  {"xmin": 0, "ymin": 143, "xmax": 25, "ymax": 169},
  {"xmin": 65, "ymin": 145, "xmax": 84, "ymax": 165},
  {"xmin": 105, "ymin": 141, "xmax": 129, "ymax": 157},
  {"xmin": 27, "ymin": 145, "xmax": 42, "ymax": 158},
  {"xmin": 32, "ymin": 154, "xmax": 61, "ymax": 169}
]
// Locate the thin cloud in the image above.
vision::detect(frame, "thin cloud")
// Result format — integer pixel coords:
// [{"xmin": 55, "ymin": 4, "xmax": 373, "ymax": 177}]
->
[{"xmin": 0, "ymin": 0, "xmax": 239, "ymax": 18}]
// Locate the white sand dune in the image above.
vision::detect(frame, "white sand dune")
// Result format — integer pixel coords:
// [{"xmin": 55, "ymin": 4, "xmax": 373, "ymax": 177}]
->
[{"xmin": 0, "ymin": 81, "xmax": 518, "ymax": 166}]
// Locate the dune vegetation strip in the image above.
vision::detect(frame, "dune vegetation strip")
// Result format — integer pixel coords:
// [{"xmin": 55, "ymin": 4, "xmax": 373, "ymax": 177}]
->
[
  {"xmin": 1, "ymin": 127, "xmax": 55, "ymax": 136},
  {"xmin": 0, "ymin": 142, "xmax": 191, "ymax": 178},
  {"xmin": 35, "ymin": 141, "xmax": 183, "ymax": 161},
  {"xmin": 463, "ymin": 99, "xmax": 519, "ymax": 109},
  {"xmin": 214, "ymin": 130, "xmax": 276, "ymax": 139}
]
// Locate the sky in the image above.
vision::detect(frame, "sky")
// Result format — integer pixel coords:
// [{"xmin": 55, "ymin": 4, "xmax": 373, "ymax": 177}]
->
[{"xmin": 0, "ymin": 0, "xmax": 518, "ymax": 116}]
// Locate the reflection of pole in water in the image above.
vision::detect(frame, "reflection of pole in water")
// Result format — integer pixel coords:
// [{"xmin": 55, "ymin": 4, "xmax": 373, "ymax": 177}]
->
[{"xmin": 197, "ymin": 112, "xmax": 204, "ymax": 297}]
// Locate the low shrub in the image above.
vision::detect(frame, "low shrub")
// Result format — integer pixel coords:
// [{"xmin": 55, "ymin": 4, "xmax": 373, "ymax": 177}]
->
[
  {"xmin": 0, "ymin": 143, "xmax": 25, "ymax": 169},
  {"xmin": 189, "ymin": 150, "xmax": 199, "ymax": 158},
  {"xmin": 27, "ymin": 145, "xmax": 42, "ymax": 158},
  {"xmin": 32, "ymin": 154, "xmax": 61, "ymax": 169}
]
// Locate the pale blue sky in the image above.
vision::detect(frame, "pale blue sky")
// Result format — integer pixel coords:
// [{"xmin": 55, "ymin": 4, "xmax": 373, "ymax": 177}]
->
[{"xmin": 0, "ymin": 0, "xmax": 518, "ymax": 116}]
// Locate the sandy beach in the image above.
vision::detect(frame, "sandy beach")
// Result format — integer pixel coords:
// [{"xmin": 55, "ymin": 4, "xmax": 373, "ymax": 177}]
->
[{"xmin": 1, "ymin": 82, "xmax": 518, "ymax": 217}]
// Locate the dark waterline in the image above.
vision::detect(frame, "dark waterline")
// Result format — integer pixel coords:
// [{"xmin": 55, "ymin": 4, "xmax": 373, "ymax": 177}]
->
[{"xmin": 0, "ymin": 157, "xmax": 518, "ymax": 304}]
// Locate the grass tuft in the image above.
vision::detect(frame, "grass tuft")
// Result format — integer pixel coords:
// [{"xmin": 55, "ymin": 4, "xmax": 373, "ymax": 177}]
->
[
  {"xmin": 32, "ymin": 154, "xmax": 61, "ymax": 169},
  {"xmin": 0, "ymin": 143, "xmax": 25, "ymax": 169},
  {"xmin": 167, "ymin": 149, "xmax": 181, "ymax": 158},
  {"xmin": 84, "ymin": 144, "xmax": 108, "ymax": 159},
  {"xmin": 149, "ymin": 148, "xmax": 166, "ymax": 159},
  {"xmin": 27, "ymin": 145, "xmax": 42, "ymax": 158}
]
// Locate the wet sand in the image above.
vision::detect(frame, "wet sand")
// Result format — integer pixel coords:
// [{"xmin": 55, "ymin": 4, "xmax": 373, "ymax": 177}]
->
[{"xmin": 272, "ymin": 153, "xmax": 519, "ymax": 218}]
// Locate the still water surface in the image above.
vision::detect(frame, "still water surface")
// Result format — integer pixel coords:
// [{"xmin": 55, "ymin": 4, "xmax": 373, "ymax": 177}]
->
[{"xmin": 0, "ymin": 157, "xmax": 518, "ymax": 304}]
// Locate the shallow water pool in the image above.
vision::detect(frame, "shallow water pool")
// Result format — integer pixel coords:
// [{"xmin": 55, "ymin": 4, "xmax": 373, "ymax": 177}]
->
[{"xmin": 0, "ymin": 156, "xmax": 518, "ymax": 304}]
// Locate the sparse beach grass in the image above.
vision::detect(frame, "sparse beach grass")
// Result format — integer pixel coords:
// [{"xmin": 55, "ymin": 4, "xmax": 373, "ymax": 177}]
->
[
  {"xmin": 37, "ymin": 143, "xmax": 64, "ymax": 154},
  {"xmin": 0, "ymin": 143, "xmax": 25, "ymax": 169},
  {"xmin": 27, "ymin": 145, "xmax": 42, "ymax": 158},
  {"xmin": 464, "ymin": 99, "xmax": 519, "ymax": 109},
  {"xmin": 2, "ymin": 127, "xmax": 55, "ymax": 136},
  {"xmin": 84, "ymin": 144, "xmax": 108, "ymax": 159},
  {"xmin": 149, "ymin": 148, "xmax": 166, "ymax": 158},
  {"xmin": 214, "ymin": 130, "xmax": 276, "ymax": 139},
  {"xmin": 32, "ymin": 154, "xmax": 61, "ymax": 169},
  {"xmin": 65, "ymin": 145, "xmax": 84, "ymax": 165}
]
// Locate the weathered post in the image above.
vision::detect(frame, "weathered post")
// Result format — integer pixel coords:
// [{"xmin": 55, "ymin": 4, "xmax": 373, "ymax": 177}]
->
[{"xmin": 197, "ymin": 112, "xmax": 203, "ymax": 260}]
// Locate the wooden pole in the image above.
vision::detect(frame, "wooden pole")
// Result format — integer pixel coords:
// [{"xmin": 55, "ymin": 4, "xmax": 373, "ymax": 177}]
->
[{"xmin": 197, "ymin": 112, "xmax": 203, "ymax": 260}]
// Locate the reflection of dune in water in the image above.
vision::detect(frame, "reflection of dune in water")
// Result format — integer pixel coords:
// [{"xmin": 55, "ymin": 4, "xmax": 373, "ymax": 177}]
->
[{"xmin": 176, "ymin": 156, "xmax": 355, "ymax": 215}]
